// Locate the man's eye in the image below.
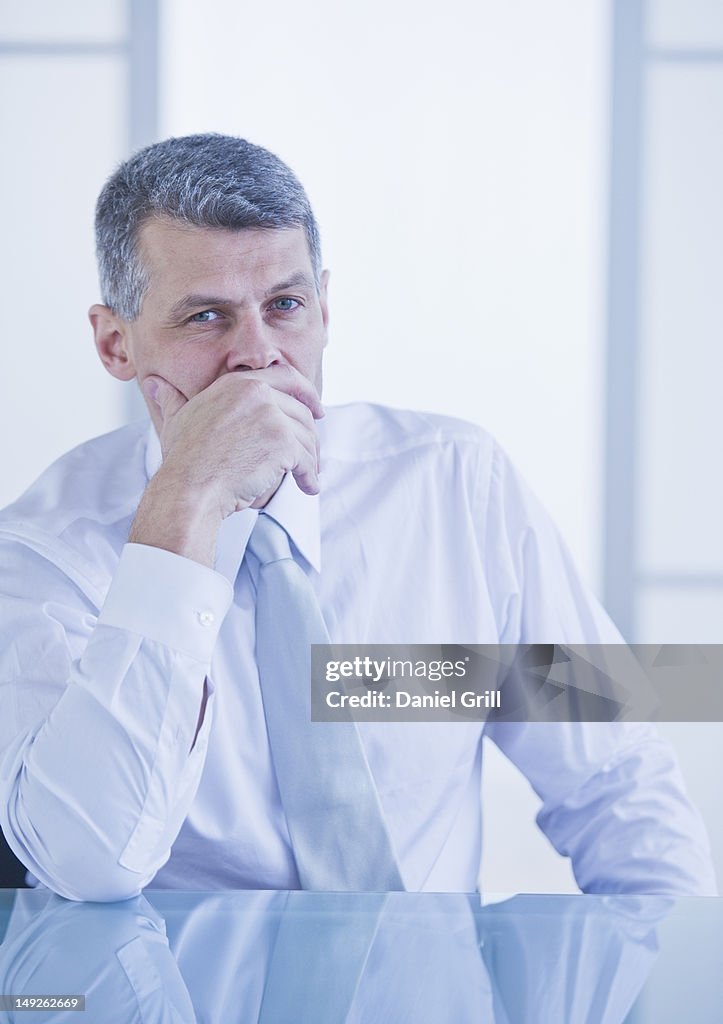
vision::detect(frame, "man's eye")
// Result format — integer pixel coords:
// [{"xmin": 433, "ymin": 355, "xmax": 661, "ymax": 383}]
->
[
  {"xmin": 189, "ymin": 310, "xmax": 221, "ymax": 323},
  {"xmin": 271, "ymin": 297, "xmax": 299, "ymax": 312}
]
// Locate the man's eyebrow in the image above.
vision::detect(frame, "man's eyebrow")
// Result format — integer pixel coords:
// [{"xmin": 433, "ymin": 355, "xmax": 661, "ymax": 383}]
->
[
  {"xmin": 167, "ymin": 273, "xmax": 316, "ymax": 319},
  {"xmin": 167, "ymin": 295, "xmax": 236, "ymax": 319},
  {"xmin": 264, "ymin": 272, "xmax": 315, "ymax": 297}
]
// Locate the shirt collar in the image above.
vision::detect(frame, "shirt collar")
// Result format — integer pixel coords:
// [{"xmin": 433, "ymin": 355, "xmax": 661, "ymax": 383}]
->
[{"xmin": 144, "ymin": 423, "xmax": 321, "ymax": 583}]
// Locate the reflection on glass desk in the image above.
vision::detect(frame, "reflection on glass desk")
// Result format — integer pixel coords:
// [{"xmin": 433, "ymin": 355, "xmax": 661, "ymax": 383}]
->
[{"xmin": 0, "ymin": 890, "xmax": 721, "ymax": 1022}]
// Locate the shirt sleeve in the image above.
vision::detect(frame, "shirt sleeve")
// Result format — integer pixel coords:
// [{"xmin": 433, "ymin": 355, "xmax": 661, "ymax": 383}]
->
[
  {"xmin": 0, "ymin": 540, "xmax": 233, "ymax": 902},
  {"xmin": 480, "ymin": 444, "xmax": 718, "ymax": 895}
]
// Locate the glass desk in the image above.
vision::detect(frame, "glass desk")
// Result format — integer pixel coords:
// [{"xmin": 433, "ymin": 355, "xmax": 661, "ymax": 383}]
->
[{"xmin": 0, "ymin": 889, "xmax": 721, "ymax": 1022}]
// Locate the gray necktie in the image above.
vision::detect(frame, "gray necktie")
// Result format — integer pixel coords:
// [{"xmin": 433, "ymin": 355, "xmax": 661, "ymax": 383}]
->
[{"xmin": 247, "ymin": 512, "xmax": 404, "ymax": 891}]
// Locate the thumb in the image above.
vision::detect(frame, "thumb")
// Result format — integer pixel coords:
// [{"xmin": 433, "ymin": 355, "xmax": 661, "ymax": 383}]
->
[{"xmin": 142, "ymin": 375, "xmax": 187, "ymax": 421}]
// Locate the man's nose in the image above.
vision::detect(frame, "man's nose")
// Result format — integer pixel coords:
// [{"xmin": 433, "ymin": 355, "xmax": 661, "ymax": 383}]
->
[{"xmin": 224, "ymin": 317, "xmax": 281, "ymax": 373}]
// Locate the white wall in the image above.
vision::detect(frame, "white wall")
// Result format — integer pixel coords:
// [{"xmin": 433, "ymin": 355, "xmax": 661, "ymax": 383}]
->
[
  {"xmin": 0, "ymin": 50, "xmax": 128, "ymax": 511},
  {"xmin": 160, "ymin": 0, "xmax": 609, "ymax": 591}
]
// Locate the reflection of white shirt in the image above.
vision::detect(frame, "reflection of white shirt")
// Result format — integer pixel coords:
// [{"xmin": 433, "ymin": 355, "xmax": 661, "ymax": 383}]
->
[
  {"xmin": 0, "ymin": 889, "xmax": 668, "ymax": 1023},
  {"xmin": 0, "ymin": 404, "xmax": 716, "ymax": 900}
]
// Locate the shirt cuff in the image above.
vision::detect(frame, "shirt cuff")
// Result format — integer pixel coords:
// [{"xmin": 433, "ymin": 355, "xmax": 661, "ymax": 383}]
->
[{"xmin": 98, "ymin": 543, "xmax": 234, "ymax": 661}]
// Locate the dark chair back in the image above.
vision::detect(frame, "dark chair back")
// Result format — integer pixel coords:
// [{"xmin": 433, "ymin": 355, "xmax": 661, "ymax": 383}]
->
[{"xmin": 0, "ymin": 828, "xmax": 28, "ymax": 887}]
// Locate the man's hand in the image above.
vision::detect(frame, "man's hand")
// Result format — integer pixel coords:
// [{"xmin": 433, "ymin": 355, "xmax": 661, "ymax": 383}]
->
[
  {"xmin": 148, "ymin": 365, "xmax": 324, "ymax": 515},
  {"xmin": 128, "ymin": 367, "xmax": 324, "ymax": 568}
]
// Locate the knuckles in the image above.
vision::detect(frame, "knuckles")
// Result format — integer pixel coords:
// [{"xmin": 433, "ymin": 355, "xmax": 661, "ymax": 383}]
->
[
  {"xmin": 214, "ymin": 374, "xmax": 271, "ymax": 403},
  {"xmin": 157, "ymin": 369, "xmax": 318, "ymax": 505}
]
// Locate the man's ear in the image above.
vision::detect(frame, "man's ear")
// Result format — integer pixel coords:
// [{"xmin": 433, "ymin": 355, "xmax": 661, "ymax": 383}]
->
[
  {"xmin": 319, "ymin": 269, "xmax": 330, "ymax": 340},
  {"xmin": 89, "ymin": 304, "xmax": 137, "ymax": 382}
]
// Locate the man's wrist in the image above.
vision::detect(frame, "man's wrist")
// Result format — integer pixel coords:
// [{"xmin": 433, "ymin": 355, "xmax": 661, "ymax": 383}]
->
[{"xmin": 129, "ymin": 468, "xmax": 224, "ymax": 569}]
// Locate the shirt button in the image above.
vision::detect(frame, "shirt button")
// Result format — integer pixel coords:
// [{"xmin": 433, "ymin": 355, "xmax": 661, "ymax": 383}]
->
[{"xmin": 198, "ymin": 610, "xmax": 215, "ymax": 627}]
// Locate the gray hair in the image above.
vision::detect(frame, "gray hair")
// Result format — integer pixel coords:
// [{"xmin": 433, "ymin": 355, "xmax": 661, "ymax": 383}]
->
[{"xmin": 95, "ymin": 133, "xmax": 322, "ymax": 321}]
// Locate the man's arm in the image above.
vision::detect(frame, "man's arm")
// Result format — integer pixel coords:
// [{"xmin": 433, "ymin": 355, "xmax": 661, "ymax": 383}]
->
[
  {"xmin": 0, "ymin": 538, "xmax": 232, "ymax": 901},
  {"xmin": 480, "ymin": 444, "xmax": 717, "ymax": 894},
  {"xmin": 0, "ymin": 367, "xmax": 323, "ymax": 901},
  {"xmin": 487, "ymin": 720, "xmax": 717, "ymax": 894}
]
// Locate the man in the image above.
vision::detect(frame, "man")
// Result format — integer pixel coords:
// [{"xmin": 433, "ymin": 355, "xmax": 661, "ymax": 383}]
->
[{"xmin": 0, "ymin": 134, "xmax": 715, "ymax": 900}]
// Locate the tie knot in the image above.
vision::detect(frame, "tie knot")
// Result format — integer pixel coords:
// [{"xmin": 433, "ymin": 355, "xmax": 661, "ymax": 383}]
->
[{"xmin": 246, "ymin": 513, "xmax": 293, "ymax": 567}]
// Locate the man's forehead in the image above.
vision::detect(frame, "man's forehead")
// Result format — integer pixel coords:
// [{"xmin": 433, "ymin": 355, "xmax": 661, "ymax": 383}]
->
[
  {"xmin": 136, "ymin": 218, "xmax": 313, "ymax": 299},
  {"xmin": 138, "ymin": 216, "xmax": 308, "ymax": 261}
]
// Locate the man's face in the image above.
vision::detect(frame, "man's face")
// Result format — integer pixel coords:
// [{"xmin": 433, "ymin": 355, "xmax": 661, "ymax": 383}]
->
[{"xmin": 91, "ymin": 219, "xmax": 329, "ymax": 432}]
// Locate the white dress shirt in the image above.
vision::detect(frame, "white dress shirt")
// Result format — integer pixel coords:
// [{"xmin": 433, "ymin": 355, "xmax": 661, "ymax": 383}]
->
[{"xmin": 0, "ymin": 404, "xmax": 716, "ymax": 900}]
